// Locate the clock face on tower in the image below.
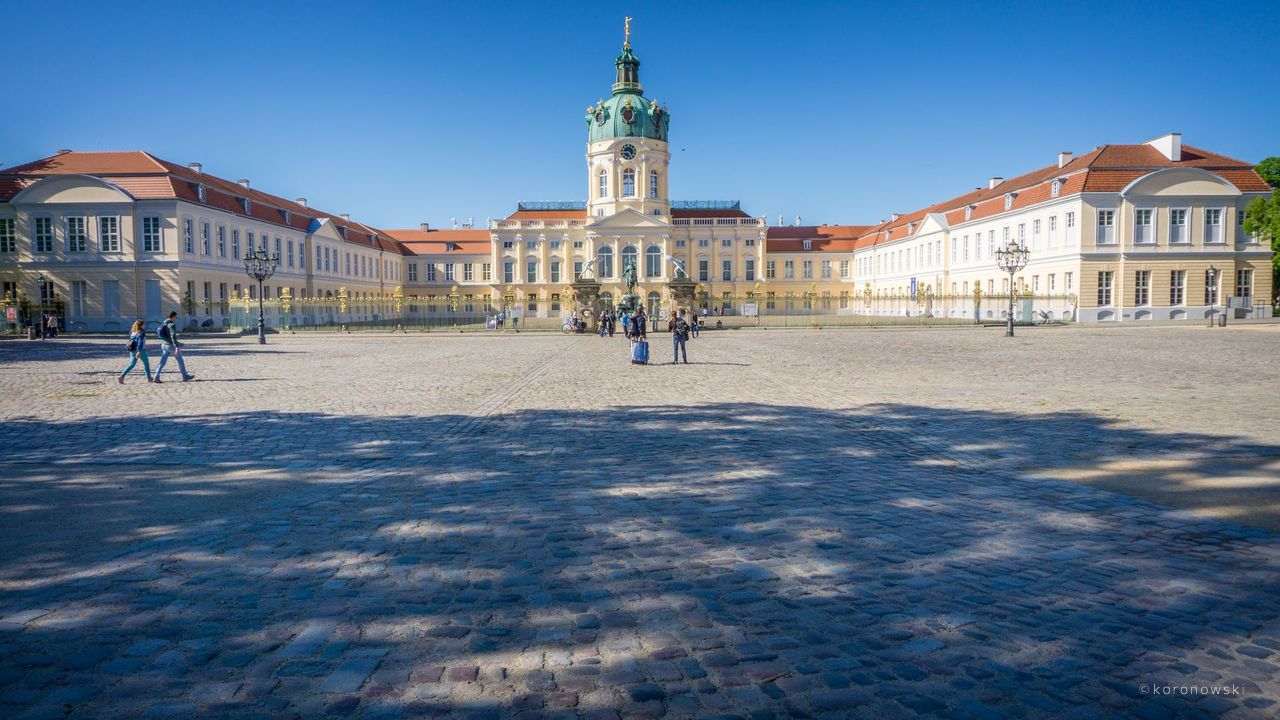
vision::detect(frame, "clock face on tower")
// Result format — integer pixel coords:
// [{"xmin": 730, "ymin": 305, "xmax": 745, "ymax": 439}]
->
[{"xmin": 620, "ymin": 144, "xmax": 637, "ymax": 160}]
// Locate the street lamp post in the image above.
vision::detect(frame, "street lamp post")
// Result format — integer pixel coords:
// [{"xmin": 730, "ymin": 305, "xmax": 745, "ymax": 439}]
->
[
  {"xmin": 1207, "ymin": 264, "xmax": 1218, "ymax": 327},
  {"xmin": 242, "ymin": 248, "xmax": 279, "ymax": 344},
  {"xmin": 35, "ymin": 273, "xmax": 47, "ymax": 339},
  {"xmin": 995, "ymin": 239, "xmax": 1030, "ymax": 337}
]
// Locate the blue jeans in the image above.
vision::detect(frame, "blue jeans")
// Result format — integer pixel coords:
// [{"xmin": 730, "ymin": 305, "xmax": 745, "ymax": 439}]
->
[
  {"xmin": 154, "ymin": 344, "xmax": 190, "ymax": 379},
  {"xmin": 121, "ymin": 350, "xmax": 152, "ymax": 378},
  {"xmin": 673, "ymin": 335, "xmax": 687, "ymax": 363}
]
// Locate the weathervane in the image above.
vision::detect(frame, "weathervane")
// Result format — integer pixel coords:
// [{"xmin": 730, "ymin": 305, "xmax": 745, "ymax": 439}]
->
[{"xmin": 625, "ymin": 16, "xmax": 632, "ymax": 48}]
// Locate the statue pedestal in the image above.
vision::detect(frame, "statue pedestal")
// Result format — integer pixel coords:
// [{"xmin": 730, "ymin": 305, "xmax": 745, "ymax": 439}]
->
[
  {"xmin": 667, "ymin": 278, "xmax": 698, "ymax": 319},
  {"xmin": 571, "ymin": 280, "xmax": 602, "ymax": 332}
]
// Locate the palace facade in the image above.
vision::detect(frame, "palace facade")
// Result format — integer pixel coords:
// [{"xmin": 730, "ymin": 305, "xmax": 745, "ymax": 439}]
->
[{"xmin": 0, "ymin": 33, "xmax": 1272, "ymax": 330}]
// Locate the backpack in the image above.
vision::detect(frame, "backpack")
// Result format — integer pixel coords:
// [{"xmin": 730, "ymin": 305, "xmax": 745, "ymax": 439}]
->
[{"xmin": 674, "ymin": 319, "xmax": 690, "ymax": 339}]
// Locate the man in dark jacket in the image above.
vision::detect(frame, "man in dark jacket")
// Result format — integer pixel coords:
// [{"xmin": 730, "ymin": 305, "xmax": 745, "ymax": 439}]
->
[{"xmin": 153, "ymin": 311, "xmax": 195, "ymax": 382}]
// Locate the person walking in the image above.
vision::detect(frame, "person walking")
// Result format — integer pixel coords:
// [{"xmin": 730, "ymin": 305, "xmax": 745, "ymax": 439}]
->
[
  {"xmin": 669, "ymin": 311, "xmax": 690, "ymax": 364},
  {"xmin": 691, "ymin": 310, "xmax": 701, "ymax": 338},
  {"xmin": 153, "ymin": 311, "xmax": 194, "ymax": 383},
  {"xmin": 119, "ymin": 320, "xmax": 153, "ymax": 383}
]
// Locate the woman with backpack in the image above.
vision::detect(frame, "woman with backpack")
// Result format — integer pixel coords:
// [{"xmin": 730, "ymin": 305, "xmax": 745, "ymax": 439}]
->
[{"xmin": 119, "ymin": 320, "xmax": 153, "ymax": 384}]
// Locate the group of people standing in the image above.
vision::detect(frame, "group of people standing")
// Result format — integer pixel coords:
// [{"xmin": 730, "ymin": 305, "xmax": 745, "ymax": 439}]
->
[
  {"xmin": 119, "ymin": 311, "xmax": 195, "ymax": 384},
  {"xmin": 594, "ymin": 305, "xmax": 701, "ymax": 364}
]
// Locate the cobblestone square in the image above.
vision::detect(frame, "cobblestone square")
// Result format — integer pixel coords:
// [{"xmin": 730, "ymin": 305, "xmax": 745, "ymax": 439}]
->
[{"xmin": 1, "ymin": 325, "xmax": 1278, "ymax": 719}]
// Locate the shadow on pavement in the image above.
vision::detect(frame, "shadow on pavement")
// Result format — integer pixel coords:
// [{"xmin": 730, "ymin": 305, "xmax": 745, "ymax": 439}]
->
[{"xmin": 0, "ymin": 403, "xmax": 1278, "ymax": 718}]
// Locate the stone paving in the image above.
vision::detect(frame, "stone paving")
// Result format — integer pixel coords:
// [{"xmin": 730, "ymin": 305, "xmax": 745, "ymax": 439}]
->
[{"xmin": 0, "ymin": 325, "xmax": 1278, "ymax": 719}]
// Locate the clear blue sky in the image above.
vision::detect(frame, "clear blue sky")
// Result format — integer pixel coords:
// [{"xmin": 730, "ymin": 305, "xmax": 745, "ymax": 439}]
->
[{"xmin": 3, "ymin": 0, "xmax": 1277, "ymax": 229}]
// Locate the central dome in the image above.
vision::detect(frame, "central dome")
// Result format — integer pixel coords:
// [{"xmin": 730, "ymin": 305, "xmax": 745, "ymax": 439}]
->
[{"xmin": 584, "ymin": 43, "xmax": 670, "ymax": 143}]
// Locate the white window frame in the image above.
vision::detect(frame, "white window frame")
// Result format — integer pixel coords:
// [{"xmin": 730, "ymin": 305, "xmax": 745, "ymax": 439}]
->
[
  {"xmin": 1134, "ymin": 208, "xmax": 1154, "ymax": 245},
  {"xmin": 143, "ymin": 216, "xmax": 163, "ymax": 252},
  {"xmin": 1204, "ymin": 207, "xmax": 1224, "ymax": 244},
  {"xmin": 1169, "ymin": 207, "xmax": 1189, "ymax": 244},
  {"xmin": 1096, "ymin": 209, "xmax": 1116, "ymax": 245},
  {"xmin": 1170, "ymin": 269, "xmax": 1185, "ymax": 306},
  {"xmin": 98, "ymin": 215, "xmax": 121, "ymax": 253},
  {"xmin": 66, "ymin": 216, "xmax": 88, "ymax": 252},
  {"xmin": 0, "ymin": 218, "xmax": 15, "ymax": 253},
  {"xmin": 1134, "ymin": 270, "xmax": 1150, "ymax": 306}
]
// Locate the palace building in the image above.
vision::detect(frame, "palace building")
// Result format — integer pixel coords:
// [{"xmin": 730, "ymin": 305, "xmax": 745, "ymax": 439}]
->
[{"xmin": 0, "ymin": 26, "xmax": 1272, "ymax": 330}]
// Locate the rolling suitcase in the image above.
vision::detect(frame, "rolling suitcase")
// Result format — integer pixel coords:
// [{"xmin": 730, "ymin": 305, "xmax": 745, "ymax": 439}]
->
[{"xmin": 630, "ymin": 339, "xmax": 649, "ymax": 365}]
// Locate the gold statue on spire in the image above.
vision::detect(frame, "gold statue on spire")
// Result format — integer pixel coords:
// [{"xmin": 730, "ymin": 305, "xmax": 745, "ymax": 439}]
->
[{"xmin": 624, "ymin": 16, "xmax": 632, "ymax": 48}]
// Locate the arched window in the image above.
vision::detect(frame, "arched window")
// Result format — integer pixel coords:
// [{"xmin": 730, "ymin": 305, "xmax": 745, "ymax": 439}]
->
[
  {"xmin": 597, "ymin": 246, "xmax": 614, "ymax": 278},
  {"xmin": 645, "ymin": 245, "xmax": 662, "ymax": 277},
  {"xmin": 599, "ymin": 291, "xmax": 614, "ymax": 309},
  {"xmin": 647, "ymin": 291, "xmax": 662, "ymax": 317},
  {"xmin": 622, "ymin": 168, "xmax": 636, "ymax": 197},
  {"xmin": 649, "ymin": 170, "xmax": 659, "ymax": 199},
  {"xmin": 621, "ymin": 245, "xmax": 638, "ymax": 273},
  {"xmin": 598, "ymin": 169, "xmax": 608, "ymax": 199}
]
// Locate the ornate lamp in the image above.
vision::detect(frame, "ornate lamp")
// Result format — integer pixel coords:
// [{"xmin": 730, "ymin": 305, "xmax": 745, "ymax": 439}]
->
[
  {"xmin": 994, "ymin": 239, "xmax": 1029, "ymax": 337},
  {"xmin": 35, "ymin": 273, "xmax": 47, "ymax": 339},
  {"xmin": 242, "ymin": 247, "xmax": 279, "ymax": 344}
]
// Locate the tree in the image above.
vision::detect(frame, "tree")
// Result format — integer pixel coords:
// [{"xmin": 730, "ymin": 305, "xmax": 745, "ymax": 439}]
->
[
  {"xmin": 1243, "ymin": 189, "xmax": 1280, "ymax": 306},
  {"xmin": 1256, "ymin": 156, "xmax": 1280, "ymax": 189}
]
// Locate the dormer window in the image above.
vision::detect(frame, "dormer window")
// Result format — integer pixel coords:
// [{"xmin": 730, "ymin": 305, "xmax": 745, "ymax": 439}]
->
[
  {"xmin": 1051, "ymin": 179, "xmax": 1062, "ymax": 198},
  {"xmin": 964, "ymin": 206, "xmax": 974, "ymax": 221},
  {"xmin": 282, "ymin": 209, "xmax": 291, "ymax": 224},
  {"xmin": 338, "ymin": 225, "xmax": 347, "ymax": 239},
  {"xmin": 803, "ymin": 239, "xmax": 812, "ymax": 250},
  {"xmin": 196, "ymin": 184, "xmax": 206, "ymax": 202},
  {"xmin": 241, "ymin": 197, "xmax": 252, "ymax": 214},
  {"xmin": 1004, "ymin": 193, "xmax": 1014, "ymax": 210},
  {"xmin": 907, "ymin": 222, "xmax": 915, "ymax": 234}
]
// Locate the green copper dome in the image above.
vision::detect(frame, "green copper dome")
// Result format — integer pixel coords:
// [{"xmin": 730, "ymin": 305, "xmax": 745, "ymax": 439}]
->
[{"xmin": 585, "ymin": 43, "xmax": 670, "ymax": 143}]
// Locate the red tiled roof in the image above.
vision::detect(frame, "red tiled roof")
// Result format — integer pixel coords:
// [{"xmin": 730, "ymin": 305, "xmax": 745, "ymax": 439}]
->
[
  {"xmin": 767, "ymin": 238, "xmax": 859, "ymax": 252},
  {"xmin": 386, "ymin": 229, "xmax": 491, "ymax": 255},
  {"xmin": 852, "ymin": 141, "xmax": 1269, "ymax": 246},
  {"xmin": 0, "ymin": 150, "xmax": 410, "ymax": 255}
]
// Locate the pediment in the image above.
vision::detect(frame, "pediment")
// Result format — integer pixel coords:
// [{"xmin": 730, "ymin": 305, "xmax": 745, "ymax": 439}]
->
[
  {"xmin": 11, "ymin": 174, "xmax": 135, "ymax": 204},
  {"xmin": 1121, "ymin": 168, "xmax": 1241, "ymax": 198},
  {"xmin": 308, "ymin": 217, "xmax": 348, "ymax": 242},
  {"xmin": 586, "ymin": 207, "xmax": 672, "ymax": 231},
  {"xmin": 915, "ymin": 213, "xmax": 949, "ymax": 235}
]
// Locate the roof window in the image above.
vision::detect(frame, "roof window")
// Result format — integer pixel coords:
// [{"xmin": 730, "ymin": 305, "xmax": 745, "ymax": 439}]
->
[
  {"xmin": 1051, "ymin": 179, "xmax": 1062, "ymax": 198},
  {"xmin": 195, "ymin": 184, "xmax": 206, "ymax": 202},
  {"xmin": 964, "ymin": 206, "xmax": 974, "ymax": 221},
  {"xmin": 803, "ymin": 239, "xmax": 812, "ymax": 250}
]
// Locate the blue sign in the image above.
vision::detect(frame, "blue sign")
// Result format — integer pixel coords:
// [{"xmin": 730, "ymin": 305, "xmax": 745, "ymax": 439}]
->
[{"xmin": 910, "ymin": 277, "xmax": 917, "ymax": 300}]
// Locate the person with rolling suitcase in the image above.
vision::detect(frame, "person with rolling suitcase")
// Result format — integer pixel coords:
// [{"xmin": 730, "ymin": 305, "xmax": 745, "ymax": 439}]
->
[{"xmin": 631, "ymin": 335, "xmax": 649, "ymax": 365}]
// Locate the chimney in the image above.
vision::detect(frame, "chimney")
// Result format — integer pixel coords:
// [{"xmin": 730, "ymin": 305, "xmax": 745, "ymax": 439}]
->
[
  {"xmin": 1058, "ymin": 151, "xmax": 1073, "ymax": 168},
  {"xmin": 340, "ymin": 213, "xmax": 350, "ymax": 221},
  {"xmin": 237, "ymin": 179, "xmax": 251, "ymax": 188},
  {"xmin": 1147, "ymin": 132, "xmax": 1182, "ymax": 162},
  {"xmin": 419, "ymin": 222, "xmax": 430, "ymax": 232},
  {"xmin": 988, "ymin": 177, "xmax": 1004, "ymax": 190},
  {"xmin": 295, "ymin": 197, "xmax": 307, "ymax": 208},
  {"xmin": 57, "ymin": 148, "xmax": 72, "ymax": 154},
  {"xmin": 187, "ymin": 162, "xmax": 202, "ymax": 174}
]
